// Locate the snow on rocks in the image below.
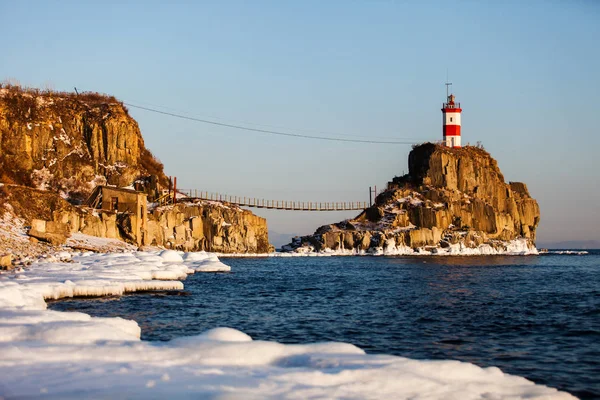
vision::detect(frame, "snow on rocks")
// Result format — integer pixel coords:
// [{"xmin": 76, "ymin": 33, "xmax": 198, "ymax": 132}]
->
[
  {"xmin": 0, "ymin": 252, "xmax": 189, "ymax": 309},
  {"xmin": 381, "ymin": 238, "xmax": 539, "ymax": 256},
  {"xmin": 0, "ymin": 251, "xmax": 575, "ymax": 398},
  {"xmin": 0, "ymin": 210, "xmax": 58, "ymax": 265},
  {"xmin": 183, "ymin": 251, "xmax": 231, "ymax": 272},
  {"xmin": 281, "ymin": 238, "xmax": 539, "ymax": 257},
  {"xmin": 214, "ymin": 238, "xmax": 539, "ymax": 258},
  {"xmin": 159, "ymin": 249, "xmax": 184, "ymax": 262},
  {"xmin": 66, "ymin": 232, "xmax": 138, "ymax": 253},
  {"xmin": 0, "ymin": 309, "xmax": 141, "ymax": 343},
  {"xmin": 172, "ymin": 327, "xmax": 253, "ymax": 344},
  {"xmin": 0, "ymin": 328, "xmax": 576, "ymax": 398},
  {"xmin": 0, "ymin": 250, "xmax": 232, "ymax": 310}
]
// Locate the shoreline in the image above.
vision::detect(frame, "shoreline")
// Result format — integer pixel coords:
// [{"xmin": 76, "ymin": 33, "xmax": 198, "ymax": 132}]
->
[
  {"xmin": 0, "ymin": 249, "xmax": 577, "ymax": 399},
  {"xmin": 219, "ymin": 238, "xmax": 540, "ymax": 257}
]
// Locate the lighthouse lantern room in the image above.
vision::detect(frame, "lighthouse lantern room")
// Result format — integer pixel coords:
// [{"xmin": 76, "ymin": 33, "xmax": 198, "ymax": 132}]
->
[{"xmin": 442, "ymin": 85, "xmax": 462, "ymax": 148}]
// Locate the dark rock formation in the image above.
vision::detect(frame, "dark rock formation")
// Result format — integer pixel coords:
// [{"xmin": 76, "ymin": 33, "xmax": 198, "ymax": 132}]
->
[{"xmin": 284, "ymin": 143, "xmax": 540, "ymax": 254}]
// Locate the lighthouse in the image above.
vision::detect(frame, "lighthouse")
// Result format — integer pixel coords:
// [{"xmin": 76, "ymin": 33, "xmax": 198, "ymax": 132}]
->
[{"xmin": 442, "ymin": 86, "xmax": 462, "ymax": 148}]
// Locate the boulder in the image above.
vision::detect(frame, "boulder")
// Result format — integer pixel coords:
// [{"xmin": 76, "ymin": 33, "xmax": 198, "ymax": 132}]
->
[
  {"xmin": 0, "ymin": 254, "xmax": 13, "ymax": 270},
  {"xmin": 31, "ymin": 219, "xmax": 46, "ymax": 233},
  {"xmin": 28, "ymin": 229, "xmax": 67, "ymax": 246}
]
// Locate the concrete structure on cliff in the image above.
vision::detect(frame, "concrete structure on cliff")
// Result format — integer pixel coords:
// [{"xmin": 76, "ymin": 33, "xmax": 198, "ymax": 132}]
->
[{"xmin": 86, "ymin": 186, "xmax": 148, "ymax": 246}]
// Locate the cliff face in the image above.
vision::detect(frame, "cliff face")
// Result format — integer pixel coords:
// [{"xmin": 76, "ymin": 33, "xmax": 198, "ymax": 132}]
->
[
  {"xmin": 0, "ymin": 85, "xmax": 167, "ymax": 201},
  {"xmin": 0, "ymin": 185, "xmax": 273, "ymax": 257},
  {"xmin": 146, "ymin": 202, "xmax": 273, "ymax": 253},
  {"xmin": 285, "ymin": 143, "xmax": 540, "ymax": 254},
  {"xmin": 0, "ymin": 85, "xmax": 273, "ymax": 256}
]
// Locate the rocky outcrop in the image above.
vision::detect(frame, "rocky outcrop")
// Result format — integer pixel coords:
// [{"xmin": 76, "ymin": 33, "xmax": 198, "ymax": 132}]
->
[
  {"xmin": 0, "ymin": 85, "xmax": 273, "ymax": 255},
  {"xmin": 0, "ymin": 85, "xmax": 167, "ymax": 202},
  {"xmin": 284, "ymin": 143, "xmax": 540, "ymax": 254},
  {"xmin": 0, "ymin": 184, "xmax": 273, "ymax": 255},
  {"xmin": 28, "ymin": 219, "xmax": 70, "ymax": 246},
  {"xmin": 0, "ymin": 184, "xmax": 115, "ymax": 242},
  {"xmin": 146, "ymin": 202, "xmax": 273, "ymax": 253}
]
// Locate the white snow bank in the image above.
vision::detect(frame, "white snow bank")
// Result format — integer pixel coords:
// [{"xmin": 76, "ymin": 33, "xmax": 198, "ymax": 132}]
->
[
  {"xmin": 274, "ymin": 238, "xmax": 539, "ymax": 257},
  {"xmin": 159, "ymin": 249, "xmax": 184, "ymax": 262},
  {"xmin": 66, "ymin": 232, "xmax": 137, "ymax": 253},
  {"xmin": 0, "ymin": 309, "xmax": 141, "ymax": 343},
  {"xmin": 0, "ymin": 250, "xmax": 235, "ymax": 311},
  {"xmin": 217, "ymin": 251, "xmax": 335, "ymax": 258},
  {"xmin": 382, "ymin": 238, "xmax": 539, "ymax": 256},
  {"xmin": 0, "ymin": 252, "xmax": 574, "ymax": 399},
  {"xmin": 0, "ymin": 325, "xmax": 575, "ymax": 399},
  {"xmin": 184, "ymin": 251, "xmax": 231, "ymax": 271}
]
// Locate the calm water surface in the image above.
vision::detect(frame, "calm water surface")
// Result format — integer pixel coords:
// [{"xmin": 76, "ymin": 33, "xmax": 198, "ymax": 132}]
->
[{"xmin": 50, "ymin": 251, "xmax": 600, "ymax": 399}]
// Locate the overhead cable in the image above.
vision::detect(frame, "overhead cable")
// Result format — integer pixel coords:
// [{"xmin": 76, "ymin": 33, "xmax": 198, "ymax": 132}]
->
[{"xmin": 125, "ymin": 103, "xmax": 420, "ymax": 145}]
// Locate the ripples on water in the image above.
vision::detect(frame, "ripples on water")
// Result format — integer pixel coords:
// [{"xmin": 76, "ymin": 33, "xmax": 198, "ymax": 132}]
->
[{"xmin": 50, "ymin": 251, "xmax": 600, "ymax": 399}]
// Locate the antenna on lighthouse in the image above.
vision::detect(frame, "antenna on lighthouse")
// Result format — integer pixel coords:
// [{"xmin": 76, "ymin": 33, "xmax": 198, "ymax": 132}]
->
[
  {"xmin": 445, "ymin": 69, "xmax": 452, "ymax": 98},
  {"xmin": 445, "ymin": 81, "xmax": 452, "ymax": 99}
]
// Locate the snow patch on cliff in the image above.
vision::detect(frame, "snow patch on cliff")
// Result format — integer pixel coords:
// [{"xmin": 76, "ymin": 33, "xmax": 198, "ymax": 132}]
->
[
  {"xmin": 0, "ymin": 211, "xmax": 28, "ymax": 244},
  {"xmin": 31, "ymin": 167, "xmax": 54, "ymax": 191},
  {"xmin": 66, "ymin": 233, "xmax": 138, "ymax": 253}
]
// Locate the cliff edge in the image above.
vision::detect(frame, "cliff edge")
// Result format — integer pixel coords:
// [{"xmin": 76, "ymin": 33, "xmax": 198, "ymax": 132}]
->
[
  {"xmin": 0, "ymin": 85, "xmax": 273, "ymax": 261},
  {"xmin": 284, "ymin": 143, "xmax": 540, "ymax": 255},
  {"xmin": 0, "ymin": 84, "xmax": 168, "ymax": 202}
]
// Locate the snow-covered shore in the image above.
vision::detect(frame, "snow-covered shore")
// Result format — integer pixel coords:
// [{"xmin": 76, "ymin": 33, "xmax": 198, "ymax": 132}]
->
[
  {"xmin": 0, "ymin": 250, "xmax": 574, "ymax": 399},
  {"xmin": 218, "ymin": 238, "xmax": 539, "ymax": 258}
]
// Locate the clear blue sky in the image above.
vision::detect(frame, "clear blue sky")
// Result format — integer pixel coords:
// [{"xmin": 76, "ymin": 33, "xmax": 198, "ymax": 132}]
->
[{"xmin": 1, "ymin": 1, "xmax": 598, "ymax": 245}]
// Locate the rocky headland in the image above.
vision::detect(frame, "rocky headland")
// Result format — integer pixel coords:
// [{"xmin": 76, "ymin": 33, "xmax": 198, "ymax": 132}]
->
[
  {"xmin": 283, "ymin": 143, "xmax": 540, "ymax": 255},
  {"xmin": 0, "ymin": 84, "xmax": 273, "ymax": 267},
  {"xmin": 0, "ymin": 84, "xmax": 168, "ymax": 201}
]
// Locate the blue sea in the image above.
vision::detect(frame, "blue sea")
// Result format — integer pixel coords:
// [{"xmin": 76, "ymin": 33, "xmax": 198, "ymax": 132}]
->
[{"xmin": 50, "ymin": 250, "xmax": 600, "ymax": 399}]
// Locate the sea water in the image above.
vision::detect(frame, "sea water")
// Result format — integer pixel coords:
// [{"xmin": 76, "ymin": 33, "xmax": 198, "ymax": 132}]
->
[{"xmin": 50, "ymin": 251, "xmax": 600, "ymax": 399}]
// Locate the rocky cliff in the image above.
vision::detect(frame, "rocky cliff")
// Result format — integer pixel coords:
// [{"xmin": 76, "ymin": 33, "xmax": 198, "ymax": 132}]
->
[
  {"xmin": 284, "ymin": 143, "xmax": 540, "ymax": 255},
  {"xmin": 0, "ymin": 84, "xmax": 167, "ymax": 202},
  {"xmin": 0, "ymin": 185, "xmax": 272, "ymax": 258},
  {"xmin": 0, "ymin": 84, "xmax": 273, "ymax": 258},
  {"xmin": 146, "ymin": 202, "xmax": 273, "ymax": 253}
]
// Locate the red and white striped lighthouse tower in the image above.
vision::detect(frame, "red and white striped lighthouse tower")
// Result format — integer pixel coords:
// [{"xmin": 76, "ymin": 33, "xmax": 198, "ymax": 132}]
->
[{"xmin": 442, "ymin": 84, "xmax": 462, "ymax": 148}]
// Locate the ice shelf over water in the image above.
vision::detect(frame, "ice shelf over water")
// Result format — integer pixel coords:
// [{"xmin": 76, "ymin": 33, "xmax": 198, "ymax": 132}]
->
[{"xmin": 0, "ymin": 250, "xmax": 574, "ymax": 399}]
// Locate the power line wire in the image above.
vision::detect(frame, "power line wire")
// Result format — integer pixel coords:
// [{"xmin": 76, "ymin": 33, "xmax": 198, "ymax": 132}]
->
[
  {"xmin": 124, "ymin": 102, "xmax": 422, "ymax": 145},
  {"xmin": 123, "ymin": 98, "xmax": 423, "ymax": 141}
]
